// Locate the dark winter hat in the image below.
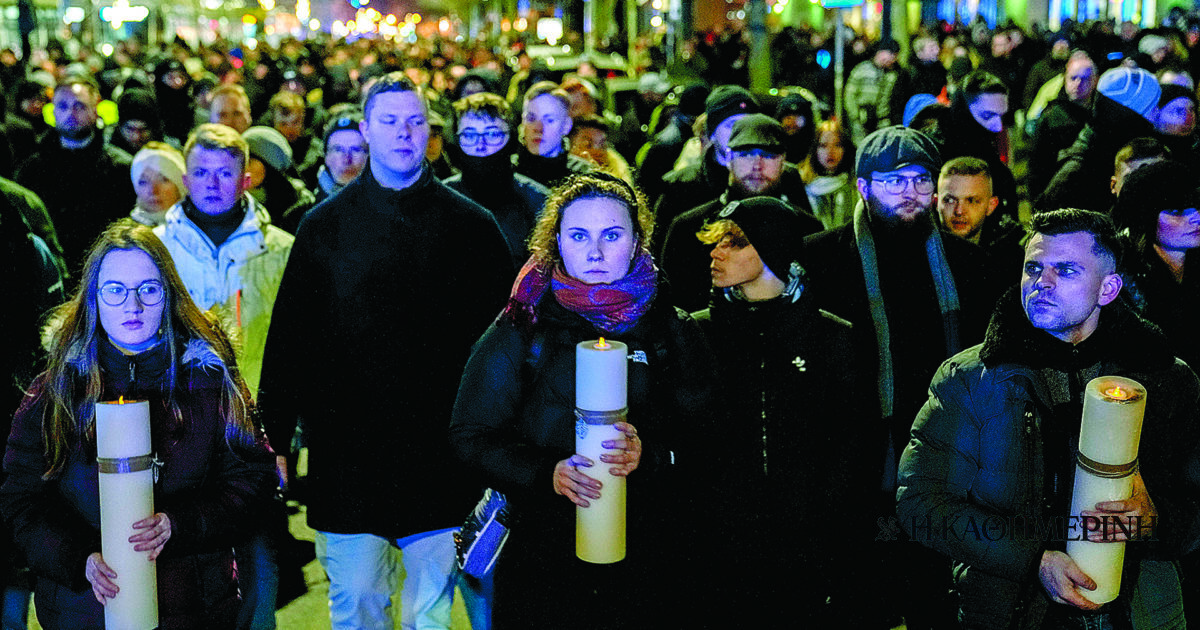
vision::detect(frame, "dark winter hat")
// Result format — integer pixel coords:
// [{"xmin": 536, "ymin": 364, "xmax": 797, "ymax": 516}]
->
[
  {"xmin": 727, "ymin": 113, "xmax": 786, "ymax": 153},
  {"xmin": 1097, "ymin": 67, "xmax": 1161, "ymax": 119},
  {"xmin": 1157, "ymin": 83, "xmax": 1196, "ymax": 108},
  {"xmin": 1113, "ymin": 159, "xmax": 1199, "ymax": 239},
  {"xmin": 855, "ymin": 125, "xmax": 942, "ymax": 180},
  {"xmin": 705, "ymin": 85, "xmax": 760, "ymax": 131},
  {"xmin": 715, "ymin": 195, "xmax": 805, "ymax": 278},
  {"xmin": 876, "ymin": 39, "xmax": 901, "ymax": 54},
  {"xmin": 677, "ymin": 84, "xmax": 710, "ymax": 118},
  {"xmin": 323, "ymin": 109, "xmax": 364, "ymax": 145},
  {"xmin": 242, "ymin": 126, "xmax": 294, "ymax": 174},
  {"xmin": 117, "ymin": 88, "xmax": 161, "ymax": 128},
  {"xmin": 775, "ymin": 93, "xmax": 813, "ymax": 121}
]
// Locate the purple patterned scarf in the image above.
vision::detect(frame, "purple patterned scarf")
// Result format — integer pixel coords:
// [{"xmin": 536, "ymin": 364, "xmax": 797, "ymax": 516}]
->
[{"xmin": 501, "ymin": 249, "xmax": 658, "ymax": 334}]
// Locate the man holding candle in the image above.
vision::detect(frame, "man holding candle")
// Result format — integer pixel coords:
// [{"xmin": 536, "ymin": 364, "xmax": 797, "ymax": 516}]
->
[
  {"xmin": 897, "ymin": 209, "xmax": 1200, "ymax": 628},
  {"xmin": 258, "ymin": 73, "xmax": 512, "ymax": 630}
]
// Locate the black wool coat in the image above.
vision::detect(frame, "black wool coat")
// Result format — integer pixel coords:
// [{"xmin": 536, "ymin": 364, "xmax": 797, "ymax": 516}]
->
[{"xmin": 257, "ymin": 164, "xmax": 513, "ymax": 539}]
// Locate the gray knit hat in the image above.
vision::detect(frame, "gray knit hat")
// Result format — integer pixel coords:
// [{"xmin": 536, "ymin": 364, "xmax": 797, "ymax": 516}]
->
[
  {"xmin": 1097, "ymin": 67, "xmax": 1161, "ymax": 119},
  {"xmin": 242, "ymin": 126, "xmax": 294, "ymax": 173}
]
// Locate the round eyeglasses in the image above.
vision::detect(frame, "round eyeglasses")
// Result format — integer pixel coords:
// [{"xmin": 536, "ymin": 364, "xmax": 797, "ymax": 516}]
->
[
  {"xmin": 458, "ymin": 128, "xmax": 508, "ymax": 146},
  {"xmin": 873, "ymin": 174, "xmax": 935, "ymax": 195},
  {"xmin": 99, "ymin": 281, "xmax": 165, "ymax": 307}
]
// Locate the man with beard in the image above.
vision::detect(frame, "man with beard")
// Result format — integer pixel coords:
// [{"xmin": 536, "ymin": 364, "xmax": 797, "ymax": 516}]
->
[
  {"xmin": 801, "ymin": 126, "xmax": 1002, "ymax": 628},
  {"xmin": 661, "ymin": 113, "xmax": 823, "ymax": 312},
  {"xmin": 936, "ymin": 157, "xmax": 1026, "ymax": 271},
  {"xmin": 445, "ymin": 92, "xmax": 549, "ymax": 269},
  {"xmin": 15, "ymin": 75, "xmax": 134, "ymax": 280}
]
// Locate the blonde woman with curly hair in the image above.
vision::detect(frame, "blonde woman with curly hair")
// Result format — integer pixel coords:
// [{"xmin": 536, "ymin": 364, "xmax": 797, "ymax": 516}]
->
[{"xmin": 451, "ymin": 173, "xmax": 716, "ymax": 628}]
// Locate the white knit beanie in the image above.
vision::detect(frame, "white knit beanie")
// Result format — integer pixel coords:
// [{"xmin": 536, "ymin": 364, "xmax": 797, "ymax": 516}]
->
[{"xmin": 131, "ymin": 146, "xmax": 186, "ymax": 194}]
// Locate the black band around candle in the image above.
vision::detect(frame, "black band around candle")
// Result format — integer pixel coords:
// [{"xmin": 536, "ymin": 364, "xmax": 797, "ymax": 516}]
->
[
  {"xmin": 1077, "ymin": 453, "xmax": 1139, "ymax": 479},
  {"xmin": 97, "ymin": 454, "xmax": 155, "ymax": 474},
  {"xmin": 575, "ymin": 408, "xmax": 628, "ymax": 425}
]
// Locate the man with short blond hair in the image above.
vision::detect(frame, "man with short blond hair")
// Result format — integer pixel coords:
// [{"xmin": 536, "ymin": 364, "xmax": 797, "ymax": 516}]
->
[
  {"xmin": 513, "ymin": 81, "xmax": 592, "ymax": 188},
  {"xmin": 209, "ymin": 84, "xmax": 253, "ymax": 133}
]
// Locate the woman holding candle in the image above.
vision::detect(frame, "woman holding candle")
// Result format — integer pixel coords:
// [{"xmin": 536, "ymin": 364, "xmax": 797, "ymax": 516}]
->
[
  {"xmin": 451, "ymin": 173, "xmax": 717, "ymax": 629},
  {"xmin": 0, "ymin": 220, "xmax": 277, "ymax": 629}
]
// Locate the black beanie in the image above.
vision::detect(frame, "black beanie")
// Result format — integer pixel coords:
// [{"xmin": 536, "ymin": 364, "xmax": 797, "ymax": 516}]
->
[{"xmin": 714, "ymin": 196, "xmax": 805, "ymax": 279}]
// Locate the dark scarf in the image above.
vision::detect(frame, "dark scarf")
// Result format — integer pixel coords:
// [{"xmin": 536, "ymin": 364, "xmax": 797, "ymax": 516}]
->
[
  {"xmin": 456, "ymin": 146, "xmax": 517, "ymax": 202},
  {"xmin": 854, "ymin": 203, "xmax": 960, "ymax": 417},
  {"xmin": 183, "ymin": 196, "xmax": 247, "ymax": 247},
  {"xmin": 501, "ymin": 250, "xmax": 658, "ymax": 334},
  {"xmin": 516, "ymin": 149, "xmax": 570, "ymax": 186}
]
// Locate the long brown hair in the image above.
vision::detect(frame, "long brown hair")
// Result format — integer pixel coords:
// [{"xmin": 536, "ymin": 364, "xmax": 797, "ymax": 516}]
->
[
  {"xmin": 35, "ymin": 220, "xmax": 256, "ymax": 478},
  {"xmin": 799, "ymin": 120, "xmax": 855, "ymax": 184}
]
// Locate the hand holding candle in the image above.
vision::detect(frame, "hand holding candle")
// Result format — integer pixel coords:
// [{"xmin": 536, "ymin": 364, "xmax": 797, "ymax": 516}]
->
[
  {"xmin": 553, "ymin": 422, "xmax": 641, "ymax": 507},
  {"xmin": 574, "ymin": 338, "xmax": 630, "ymax": 564},
  {"xmin": 96, "ymin": 398, "xmax": 159, "ymax": 629},
  {"xmin": 1065, "ymin": 376, "xmax": 1147, "ymax": 605}
]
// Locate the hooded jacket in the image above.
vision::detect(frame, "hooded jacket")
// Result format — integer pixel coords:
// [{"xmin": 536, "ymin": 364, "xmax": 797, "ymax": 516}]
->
[{"xmin": 154, "ymin": 195, "xmax": 294, "ymax": 396}]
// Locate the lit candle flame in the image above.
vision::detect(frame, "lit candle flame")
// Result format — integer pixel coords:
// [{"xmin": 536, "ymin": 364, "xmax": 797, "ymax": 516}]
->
[
  {"xmin": 118, "ymin": 395, "xmax": 125, "ymax": 405},
  {"xmin": 595, "ymin": 337, "xmax": 609, "ymax": 350},
  {"xmin": 1104, "ymin": 386, "xmax": 1132, "ymax": 400}
]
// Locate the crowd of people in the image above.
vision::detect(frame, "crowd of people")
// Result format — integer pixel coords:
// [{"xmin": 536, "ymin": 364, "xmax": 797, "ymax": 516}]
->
[{"xmin": 0, "ymin": 9, "xmax": 1200, "ymax": 630}]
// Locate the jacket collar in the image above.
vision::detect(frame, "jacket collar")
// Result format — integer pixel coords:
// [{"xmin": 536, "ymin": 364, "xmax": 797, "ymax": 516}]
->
[
  {"xmin": 162, "ymin": 193, "xmax": 269, "ymax": 263},
  {"xmin": 979, "ymin": 286, "xmax": 1175, "ymax": 373}
]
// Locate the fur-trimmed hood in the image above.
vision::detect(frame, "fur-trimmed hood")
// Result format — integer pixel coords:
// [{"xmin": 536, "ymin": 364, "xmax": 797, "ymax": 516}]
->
[{"xmin": 979, "ymin": 286, "xmax": 1175, "ymax": 373}]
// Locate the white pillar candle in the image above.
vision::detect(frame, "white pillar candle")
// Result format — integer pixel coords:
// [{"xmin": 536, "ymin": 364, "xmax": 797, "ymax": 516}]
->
[
  {"xmin": 96, "ymin": 399, "xmax": 159, "ymax": 630},
  {"xmin": 575, "ymin": 338, "xmax": 628, "ymax": 564},
  {"xmin": 1066, "ymin": 376, "xmax": 1146, "ymax": 605}
]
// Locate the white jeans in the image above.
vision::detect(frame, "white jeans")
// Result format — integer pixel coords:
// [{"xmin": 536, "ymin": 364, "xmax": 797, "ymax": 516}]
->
[{"xmin": 314, "ymin": 528, "xmax": 461, "ymax": 630}]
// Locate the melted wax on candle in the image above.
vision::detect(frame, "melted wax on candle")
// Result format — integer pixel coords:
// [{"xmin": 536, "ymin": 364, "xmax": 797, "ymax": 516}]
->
[{"xmin": 1104, "ymin": 386, "xmax": 1133, "ymax": 401}]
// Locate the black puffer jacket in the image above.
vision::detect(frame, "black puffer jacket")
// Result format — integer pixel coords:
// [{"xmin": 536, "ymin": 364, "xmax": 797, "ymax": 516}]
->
[
  {"xmin": 450, "ymin": 288, "xmax": 717, "ymax": 628},
  {"xmin": 897, "ymin": 291, "xmax": 1200, "ymax": 629},
  {"xmin": 0, "ymin": 338, "xmax": 277, "ymax": 630}
]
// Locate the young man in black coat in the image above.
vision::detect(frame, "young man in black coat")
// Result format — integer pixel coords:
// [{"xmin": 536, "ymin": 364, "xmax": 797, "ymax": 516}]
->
[
  {"xmin": 660, "ymin": 113, "xmax": 822, "ymax": 312},
  {"xmin": 898, "ymin": 209, "xmax": 1200, "ymax": 628},
  {"xmin": 691, "ymin": 196, "xmax": 866, "ymax": 627},
  {"xmin": 258, "ymin": 73, "xmax": 513, "ymax": 630},
  {"xmin": 15, "ymin": 75, "xmax": 134, "ymax": 281}
]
